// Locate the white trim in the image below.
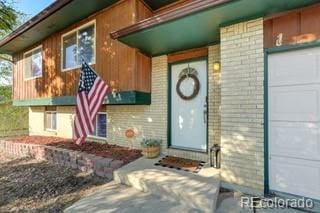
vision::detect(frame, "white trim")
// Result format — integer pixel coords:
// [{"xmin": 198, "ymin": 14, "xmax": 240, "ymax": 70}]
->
[
  {"xmin": 23, "ymin": 45, "xmax": 43, "ymax": 81},
  {"xmin": 24, "ymin": 76, "xmax": 43, "ymax": 81},
  {"xmin": 46, "ymin": 128, "xmax": 57, "ymax": 132},
  {"xmin": 89, "ymin": 112, "xmax": 107, "ymax": 139},
  {"xmin": 45, "ymin": 111, "xmax": 57, "ymax": 132},
  {"xmin": 61, "ymin": 20, "xmax": 96, "ymax": 72},
  {"xmin": 61, "ymin": 62, "xmax": 95, "ymax": 72},
  {"xmin": 87, "ymin": 135, "xmax": 108, "ymax": 141}
]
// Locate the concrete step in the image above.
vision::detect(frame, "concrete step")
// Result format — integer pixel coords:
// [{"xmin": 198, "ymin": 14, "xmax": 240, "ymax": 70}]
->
[
  {"xmin": 65, "ymin": 182, "xmax": 201, "ymax": 213},
  {"xmin": 114, "ymin": 157, "xmax": 220, "ymax": 212}
]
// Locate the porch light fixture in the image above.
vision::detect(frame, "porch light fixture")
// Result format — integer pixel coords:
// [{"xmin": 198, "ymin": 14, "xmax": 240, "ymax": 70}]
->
[{"xmin": 213, "ymin": 61, "xmax": 220, "ymax": 72}]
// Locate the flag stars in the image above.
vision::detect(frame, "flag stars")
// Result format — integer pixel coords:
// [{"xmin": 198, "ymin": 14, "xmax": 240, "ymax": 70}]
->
[{"xmin": 78, "ymin": 63, "xmax": 98, "ymax": 93}]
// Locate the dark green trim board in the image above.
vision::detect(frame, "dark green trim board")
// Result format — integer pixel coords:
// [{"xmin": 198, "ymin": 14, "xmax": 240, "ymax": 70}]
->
[
  {"xmin": 13, "ymin": 96, "xmax": 76, "ymax": 106},
  {"xmin": 105, "ymin": 91, "xmax": 151, "ymax": 105},
  {"xmin": 263, "ymin": 41, "xmax": 320, "ymax": 196},
  {"xmin": 12, "ymin": 91, "xmax": 151, "ymax": 106},
  {"xmin": 167, "ymin": 57, "xmax": 209, "ymax": 154},
  {"xmin": 263, "ymin": 49, "xmax": 269, "ymax": 195},
  {"xmin": 265, "ymin": 40, "xmax": 320, "ymax": 54},
  {"xmin": 113, "ymin": 0, "xmax": 319, "ymax": 56}
]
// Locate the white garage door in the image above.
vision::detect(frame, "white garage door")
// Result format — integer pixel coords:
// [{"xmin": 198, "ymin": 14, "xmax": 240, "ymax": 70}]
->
[{"xmin": 269, "ymin": 47, "xmax": 320, "ymax": 200}]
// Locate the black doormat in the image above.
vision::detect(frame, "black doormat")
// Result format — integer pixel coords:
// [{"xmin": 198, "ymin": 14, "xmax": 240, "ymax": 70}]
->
[{"xmin": 154, "ymin": 156, "xmax": 205, "ymax": 173}]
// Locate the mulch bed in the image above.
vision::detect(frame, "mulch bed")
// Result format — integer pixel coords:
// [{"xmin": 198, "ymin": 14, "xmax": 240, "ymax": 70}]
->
[
  {"xmin": 6, "ymin": 136, "xmax": 142, "ymax": 164},
  {"xmin": 0, "ymin": 151, "xmax": 109, "ymax": 212},
  {"xmin": 155, "ymin": 156, "xmax": 205, "ymax": 173}
]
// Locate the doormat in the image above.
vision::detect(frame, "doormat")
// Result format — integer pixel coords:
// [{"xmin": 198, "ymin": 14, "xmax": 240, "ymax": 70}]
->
[{"xmin": 154, "ymin": 156, "xmax": 205, "ymax": 173}]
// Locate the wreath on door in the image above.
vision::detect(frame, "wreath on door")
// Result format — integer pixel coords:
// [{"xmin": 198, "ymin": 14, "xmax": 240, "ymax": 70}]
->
[{"xmin": 176, "ymin": 67, "xmax": 200, "ymax": 100}]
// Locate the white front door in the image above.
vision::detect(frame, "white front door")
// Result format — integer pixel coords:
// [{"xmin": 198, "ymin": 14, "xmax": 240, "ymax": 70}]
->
[
  {"xmin": 170, "ymin": 59, "xmax": 207, "ymax": 151},
  {"xmin": 268, "ymin": 47, "xmax": 320, "ymax": 200}
]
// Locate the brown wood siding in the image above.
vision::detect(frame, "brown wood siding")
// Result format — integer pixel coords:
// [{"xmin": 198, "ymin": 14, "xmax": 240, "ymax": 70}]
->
[
  {"xmin": 136, "ymin": 0, "xmax": 153, "ymax": 21},
  {"xmin": 13, "ymin": 0, "xmax": 151, "ymax": 100},
  {"xmin": 136, "ymin": 51, "xmax": 151, "ymax": 92},
  {"xmin": 264, "ymin": 4, "xmax": 320, "ymax": 48},
  {"xmin": 167, "ymin": 47, "xmax": 208, "ymax": 63}
]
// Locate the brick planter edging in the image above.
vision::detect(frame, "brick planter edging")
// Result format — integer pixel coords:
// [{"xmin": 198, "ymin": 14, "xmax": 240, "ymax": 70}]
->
[{"xmin": 0, "ymin": 140, "xmax": 125, "ymax": 179}]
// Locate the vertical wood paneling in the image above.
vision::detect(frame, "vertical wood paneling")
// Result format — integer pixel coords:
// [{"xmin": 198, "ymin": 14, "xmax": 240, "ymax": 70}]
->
[
  {"xmin": 13, "ymin": 0, "xmax": 151, "ymax": 100},
  {"xmin": 300, "ymin": 7, "xmax": 320, "ymax": 41},
  {"xmin": 272, "ymin": 13, "xmax": 300, "ymax": 45},
  {"xmin": 136, "ymin": 51, "xmax": 151, "ymax": 92},
  {"xmin": 136, "ymin": 0, "xmax": 153, "ymax": 21},
  {"xmin": 12, "ymin": 55, "xmax": 17, "ymax": 100},
  {"xmin": 263, "ymin": 20, "xmax": 273, "ymax": 48},
  {"xmin": 264, "ymin": 4, "xmax": 320, "ymax": 48}
]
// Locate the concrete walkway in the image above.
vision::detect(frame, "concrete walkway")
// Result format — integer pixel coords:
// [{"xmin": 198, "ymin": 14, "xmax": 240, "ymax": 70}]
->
[
  {"xmin": 65, "ymin": 156, "xmax": 221, "ymax": 212},
  {"xmin": 114, "ymin": 156, "xmax": 220, "ymax": 212},
  {"xmin": 64, "ymin": 182, "xmax": 200, "ymax": 213}
]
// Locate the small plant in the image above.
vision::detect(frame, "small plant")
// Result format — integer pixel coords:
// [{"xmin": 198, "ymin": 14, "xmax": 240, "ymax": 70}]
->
[
  {"xmin": 141, "ymin": 138, "xmax": 161, "ymax": 147},
  {"xmin": 141, "ymin": 138, "xmax": 161, "ymax": 158}
]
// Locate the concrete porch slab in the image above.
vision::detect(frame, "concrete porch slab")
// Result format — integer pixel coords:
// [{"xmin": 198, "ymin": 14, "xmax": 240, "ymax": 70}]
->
[{"xmin": 114, "ymin": 156, "xmax": 221, "ymax": 212}]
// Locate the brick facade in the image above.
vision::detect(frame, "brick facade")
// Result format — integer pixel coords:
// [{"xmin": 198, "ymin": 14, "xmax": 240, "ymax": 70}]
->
[{"xmin": 220, "ymin": 18, "xmax": 264, "ymax": 192}]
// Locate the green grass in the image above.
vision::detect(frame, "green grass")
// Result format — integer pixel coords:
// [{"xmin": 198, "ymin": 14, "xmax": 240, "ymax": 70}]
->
[{"xmin": 0, "ymin": 86, "xmax": 28, "ymax": 137}]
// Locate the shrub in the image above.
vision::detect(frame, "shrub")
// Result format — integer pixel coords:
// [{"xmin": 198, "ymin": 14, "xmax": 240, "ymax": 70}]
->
[{"xmin": 140, "ymin": 138, "xmax": 161, "ymax": 147}]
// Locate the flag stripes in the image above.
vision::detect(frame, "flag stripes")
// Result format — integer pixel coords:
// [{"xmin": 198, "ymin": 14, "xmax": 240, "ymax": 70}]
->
[{"xmin": 73, "ymin": 63, "xmax": 110, "ymax": 145}]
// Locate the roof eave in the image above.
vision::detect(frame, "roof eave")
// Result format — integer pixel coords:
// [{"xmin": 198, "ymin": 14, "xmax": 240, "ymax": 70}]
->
[
  {"xmin": 0, "ymin": 0, "xmax": 73, "ymax": 49},
  {"xmin": 110, "ymin": 0, "xmax": 231, "ymax": 39}
]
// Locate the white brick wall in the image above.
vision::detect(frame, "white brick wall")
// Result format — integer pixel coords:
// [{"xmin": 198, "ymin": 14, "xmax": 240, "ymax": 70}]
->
[
  {"xmin": 208, "ymin": 45, "xmax": 221, "ymax": 154},
  {"xmin": 220, "ymin": 18, "xmax": 264, "ymax": 191}
]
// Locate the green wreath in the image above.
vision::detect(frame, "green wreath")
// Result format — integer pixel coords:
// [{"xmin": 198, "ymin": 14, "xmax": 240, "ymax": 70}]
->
[{"xmin": 176, "ymin": 74, "xmax": 200, "ymax": 100}]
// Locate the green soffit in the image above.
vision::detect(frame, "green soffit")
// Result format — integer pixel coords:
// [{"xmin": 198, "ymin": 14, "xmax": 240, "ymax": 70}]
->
[
  {"xmin": 0, "ymin": 0, "xmax": 119, "ymax": 54},
  {"xmin": 12, "ymin": 91, "xmax": 151, "ymax": 106},
  {"xmin": 118, "ymin": 0, "xmax": 319, "ymax": 56}
]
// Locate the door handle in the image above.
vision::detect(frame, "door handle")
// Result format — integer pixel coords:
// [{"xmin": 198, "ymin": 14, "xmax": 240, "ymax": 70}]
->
[{"xmin": 203, "ymin": 98, "xmax": 207, "ymax": 124}]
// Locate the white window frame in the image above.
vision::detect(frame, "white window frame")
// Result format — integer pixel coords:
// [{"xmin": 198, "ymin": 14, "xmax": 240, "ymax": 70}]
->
[
  {"xmin": 45, "ymin": 111, "xmax": 57, "ymax": 132},
  {"xmin": 89, "ymin": 112, "xmax": 107, "ymax": 140},
  {"xmin": 24, "ymin": 45, "xmax": 43, "ymax": 80},
  {"xmin": 61, "ymin": 20, "xmax": 96, "ymax": 72}
]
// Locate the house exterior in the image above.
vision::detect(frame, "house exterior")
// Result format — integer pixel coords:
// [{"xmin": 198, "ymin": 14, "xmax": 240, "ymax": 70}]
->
[{"xmin": 1, "ymin": 0, "xmax": 320, "ymax": 200}]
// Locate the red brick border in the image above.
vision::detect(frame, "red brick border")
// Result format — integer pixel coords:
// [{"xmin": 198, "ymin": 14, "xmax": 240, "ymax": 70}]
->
[{"xmin": 0, "ymin": 140, "xmax": 124, "ymax": 179}]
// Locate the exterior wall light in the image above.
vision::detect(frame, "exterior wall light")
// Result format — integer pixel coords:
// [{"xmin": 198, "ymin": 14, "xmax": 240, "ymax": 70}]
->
[{"xmin": 213, "ymin": 61, "xmax": 220, "ymax": 72}]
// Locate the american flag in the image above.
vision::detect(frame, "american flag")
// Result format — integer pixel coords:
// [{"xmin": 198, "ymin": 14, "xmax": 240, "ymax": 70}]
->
[{"xmin": 73, "ymin": 62, "xmax": 110, "ymax": 145}]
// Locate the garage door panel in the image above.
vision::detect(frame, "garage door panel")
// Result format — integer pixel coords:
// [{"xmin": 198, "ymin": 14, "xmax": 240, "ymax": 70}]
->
[
  {"xmin": 268, "ymin": 47, "xmax": 320, "ymax": 200},
  {"xmin": 269, "ymin": 85, "xmax": 320, "ymax": 122},
  {"xmin": 269, "ymin": 48, "xmax": 320, "ymax": 86},
  {"xmin": 269, "ymin": 121, "xmax": 320, "ymax": 161},
  {"xmin": 270, "ymin": 156, "xmax": 320, "ymax": 200}
]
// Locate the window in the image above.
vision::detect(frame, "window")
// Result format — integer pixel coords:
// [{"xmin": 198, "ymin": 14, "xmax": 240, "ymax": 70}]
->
[
  {"xmin": 24, "ymin": 46, "xmax": 42, "ymax": 79},
  {"xmin": 90, "ymin": 112, "xmax": 107, "ymax": 138},
  {"xmin": 45, "ymin": 111, "xmax": 57, "ymax": 131},
  {"xmin": 62, "ymin": 21, "xmax": 95, "ymax": 70}
]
